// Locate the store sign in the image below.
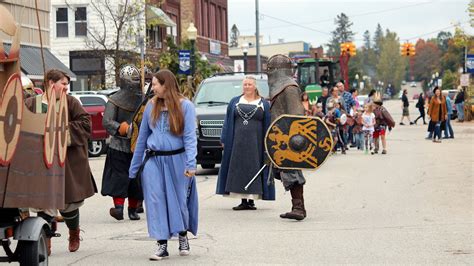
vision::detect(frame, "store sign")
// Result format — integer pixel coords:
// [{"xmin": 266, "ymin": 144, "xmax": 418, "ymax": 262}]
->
[
  {"xmin": 234, "ymin": 60, "xmax": 244, "ymax": 72},
  {"xmin": 178, "ymin": 50, "xmax": 191, "ymax": 75},
  {"xmin": 466, "ymin": 54, "xmax": 474, "ymax": 73},
  {"xmin": 209, "ymin": 40, "xmax": 221, "ymax": 55},
  {"xmin": 460, "ymin": 74, "xmax": 470, "ymax": 87}
]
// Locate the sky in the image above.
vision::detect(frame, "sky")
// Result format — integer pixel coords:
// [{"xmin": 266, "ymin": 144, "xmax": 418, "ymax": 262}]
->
[{"xmin": 228, "ymin": 0, "xmax": 472, "ymax": 49}]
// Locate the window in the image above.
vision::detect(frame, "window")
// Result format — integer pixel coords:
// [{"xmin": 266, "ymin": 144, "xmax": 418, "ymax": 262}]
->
[
  {"xmin": 147, "ymin": 25, "xmax": 162, "ymax": 48},
  {"xmin": 75, "ymin": 7, "xmax": 87, "ymax": 36},
  {"xmin": 56, "ymin": 8, "xmax": 68, "ymax": 37}
]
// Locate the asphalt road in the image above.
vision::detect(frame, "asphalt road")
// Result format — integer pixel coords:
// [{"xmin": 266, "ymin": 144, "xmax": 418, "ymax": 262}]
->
[{"xmin": 6, "ymin": 94, "xmax": 473, "ymax": 265}]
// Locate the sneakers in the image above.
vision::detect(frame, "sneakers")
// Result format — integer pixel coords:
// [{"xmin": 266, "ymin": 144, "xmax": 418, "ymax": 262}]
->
[
  {"xmin": 179, "ymin": 234, "xmax": 190, "ymax": 256},
  {"xmin": 409, "ymin": 122, "xmax": 414, "ymax": 125},
  {"xmin": 399, "ymin": 122, "xmax": 405, "ymax": 125},
  {"xmin": 381, "ymin": 150, "xmax": 387, "ymax": 154},
  {"xmin": 150, "ymin": 243, "xmax": 169, "ymax": 261}
]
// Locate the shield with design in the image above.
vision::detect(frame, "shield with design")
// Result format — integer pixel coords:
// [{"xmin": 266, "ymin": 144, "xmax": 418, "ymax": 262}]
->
[
  {"xmin": 0, "ymin": 73, "xmax": 23, "ymax": 166},
  {"xmin": 57, "ymin": 91, "xmax": 68, "ymax": 166},
  {"xmin": 43, "ymin": 90, "xmax": 56, "ymax": 168},
  {"xmin": 265, "ymin": 115, "xmax": 333, "ymax": 170}
]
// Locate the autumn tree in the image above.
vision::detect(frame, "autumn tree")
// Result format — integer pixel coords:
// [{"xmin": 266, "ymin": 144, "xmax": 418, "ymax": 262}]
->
[{"xmin": 412, "ymin": 39, "xmax": 441, "ymax": 84}]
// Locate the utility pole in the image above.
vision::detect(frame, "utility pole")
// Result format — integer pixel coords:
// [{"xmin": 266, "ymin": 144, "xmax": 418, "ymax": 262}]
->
[{"xmin": 255, "ymin": 0, "xmax": 261, "ymax": 72}]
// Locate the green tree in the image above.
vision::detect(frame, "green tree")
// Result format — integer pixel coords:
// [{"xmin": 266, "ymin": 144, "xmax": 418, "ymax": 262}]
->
[
  {"xmin": 441, "ymin": 69, "xmax": 456, "ymax": 90},
  {"xmin": 376, "ymin": 31, "xmax": 406, "ymax": 95},
  {"xmin": 230, "ymin": 24, "xmax": 240, "ymax": 48},
  {"xmin": 436, "ymin": 31, "xmax": 453, "ymax": 53},
  {"xmin": 327, "ymin": 13, "xmax": 355, "ymax": 57},
  {"xmin": 373, "ymin": 23, "xmax": 384, "ymax": 56},
  {"xmin": 363, "ymin": 30, "xmax": 371, "ymax": 49}
]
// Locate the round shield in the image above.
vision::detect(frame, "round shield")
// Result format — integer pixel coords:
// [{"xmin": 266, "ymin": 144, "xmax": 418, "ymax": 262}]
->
[
  {"xmin": 339, "ymin": 114, "xmax": 347, "ymax": 125},
  {"xmin": 43, "ymin": 90, "xmax": 56, "ymax": 168},
  {"xmin": 57, "ymin": 91, "xmax": 68, "ymax": 166},
  {"xmin": 0, "ymin": 73, "xmax": 24, "ymax": 166},
  {"xmin": 265, "ymin": 115, "xmax": 333, "ymax": 170}
]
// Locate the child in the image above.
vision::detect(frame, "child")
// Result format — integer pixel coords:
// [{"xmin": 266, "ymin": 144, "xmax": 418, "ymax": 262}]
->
[
  {"xmin": 352, "ymin": 107, "xmax": 364, "ymax": 150},
  {"xmin": 362, "ymin": 104, "xmax": 375, "ymax": 154},
  {"xmin": 312, "ymin": 102, "xmax": 324, "ymax": 119}
]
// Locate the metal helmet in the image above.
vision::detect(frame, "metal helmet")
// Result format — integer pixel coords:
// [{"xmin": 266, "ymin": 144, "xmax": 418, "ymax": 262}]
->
[
  {"xmin": 119, "ymin": 64, "xmax": 140, "ymax": 82},
  {"xmin": 267, "ymin": 54, "xmax": 293, "ymax": 72}
]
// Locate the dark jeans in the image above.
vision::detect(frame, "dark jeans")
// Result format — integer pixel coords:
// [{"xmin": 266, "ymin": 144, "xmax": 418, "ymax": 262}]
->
[
  {"xmin": 433, "ymin": 122, "xmax": 442, "ymax": 140},
  {"xmin": 414, "ymin": 108, "xmax": 425, "ymax": 124}
]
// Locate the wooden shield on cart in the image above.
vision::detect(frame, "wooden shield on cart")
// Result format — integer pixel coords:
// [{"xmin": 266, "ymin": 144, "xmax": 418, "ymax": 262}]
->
[
  {"xmin": 43, "ymin": 90, "xmax": 56, "ymax": 168},
  {"xmin": 57, "ymin": 91, "xmax": 68, "ymax": 166},
  {"xmin": 0, "ymin": 73, "xmax": 23, "ymax": 166},
  {"xmin": 265, "ymin": 115, "xmax": 333, "ymax": 170}
]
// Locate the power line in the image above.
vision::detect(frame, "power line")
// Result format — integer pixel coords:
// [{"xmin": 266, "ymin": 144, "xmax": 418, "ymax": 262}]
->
[
  {"xmin": 403, "ymin": 21, "xmax": 470, "ymax": 41},
  {"xmin": 260, "ymin": 13, "xmax": 332, "ymax": 36}
]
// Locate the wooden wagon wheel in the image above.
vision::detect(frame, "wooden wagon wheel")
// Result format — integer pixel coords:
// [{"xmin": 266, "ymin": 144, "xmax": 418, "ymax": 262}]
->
[
  {"xmin": 57, "ymin": 91, "xmax": 68, "ymax": 167},
  {"xmin": 43, "ymin": 90, "xmax": 56, "ymax": 168},
  {"xmin": 0, "ymin": 73, "xmax": 23, "ymax": 166}
]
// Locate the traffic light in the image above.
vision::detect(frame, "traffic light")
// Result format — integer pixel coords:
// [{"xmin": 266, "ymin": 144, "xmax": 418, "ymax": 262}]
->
[
  {"xmin": 349, "ymin": 43, "xmax": 356, "ymax": 56},
  {"xmin": 400, "ymin": 43, "xmax": 415, "ymax": 57},
  {"xmin": 400, "ymin": 43, "xmax": 408, "ymax": 56},
  {"xmin": 340, "ymin": 42, "xmax": 356, "ymax": 56},
  {"xmin": 409, "ymin": 44, "xmax": 415, "ymax": 56}
]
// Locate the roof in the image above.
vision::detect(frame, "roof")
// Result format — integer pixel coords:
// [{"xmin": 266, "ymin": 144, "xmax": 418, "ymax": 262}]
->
[{"xmin": 3, "ymin": 43, "xmax": 76, "ymax": 81}]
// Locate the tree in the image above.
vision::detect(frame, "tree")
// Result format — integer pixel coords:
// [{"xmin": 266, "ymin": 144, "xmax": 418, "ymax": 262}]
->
[
  {"xmin": 412, "ymin": 39, "xmax": 441, "ymax": 85},
  {"xmin": 363, "ymin": 30, "xmax": 371, "ymax": 49},
  {"xmin": 230, "ymin": 24, "xmax": 240, "ymax": 48},
  {"xmin": 441, "ymin": 69, "xmax": 456, "ymax": 90},
  {"xmin": 72, "ymin": 0, "xmax": 145, "ymax": 86},
  {"xmin": 373, "ymin": 23, "xmax": 383, "ymax": 55},
  {"xmin": 376, "ymin": 31, "xmax": 406, "ymax": 95},
  {"xmin": 436, "ymin": 31, "xmax": 453, "ymax": 53},
  {"xmin": 327, "ymin": 13, "xmax": 355, "ymax": 57}
]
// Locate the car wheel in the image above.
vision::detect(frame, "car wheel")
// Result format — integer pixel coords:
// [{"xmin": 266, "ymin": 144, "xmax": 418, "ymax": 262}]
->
[
  {"xmin": 88, "ymin": 140, "xmax": 106, "ymax": 157},
  {"xmin": 201, "ymin": 164, "xmax": 215, "ymax": 169}
]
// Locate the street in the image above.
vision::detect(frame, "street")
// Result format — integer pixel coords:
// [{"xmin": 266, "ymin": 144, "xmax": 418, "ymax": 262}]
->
[{"xmin": 21, "ymin": 96, "xmax": 474, "ymax": 264}]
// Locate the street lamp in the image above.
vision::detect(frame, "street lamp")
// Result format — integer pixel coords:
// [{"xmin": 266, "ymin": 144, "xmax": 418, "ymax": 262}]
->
[
  {"xmin": 241, "ymin": 42, "xmax": 249, "ymax": 73},
  {"xmin": 355, "ymin": 74, "xmax": 359, "ymax": 89},
  {"xmin": 187, "ymin": 23, "xmax": 198, "ymax": 76}
]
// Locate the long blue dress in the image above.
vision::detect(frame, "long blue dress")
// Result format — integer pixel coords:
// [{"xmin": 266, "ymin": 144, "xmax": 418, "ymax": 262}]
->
[{"xmin": 129, "ymin": 99, "xmax": 198, "ymax": 240}]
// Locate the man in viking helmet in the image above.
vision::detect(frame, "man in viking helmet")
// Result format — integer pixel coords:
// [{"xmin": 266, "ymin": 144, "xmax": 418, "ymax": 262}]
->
[
  {"xmin": 267, "ymin": 54, "xmax": 307, "ymax": 220},
  {"xmin": 101, "ymin": 64, "xmax": 143, "ymax": 221}
]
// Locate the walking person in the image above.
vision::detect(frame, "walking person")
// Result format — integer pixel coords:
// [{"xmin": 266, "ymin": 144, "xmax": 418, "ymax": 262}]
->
[
  {"xmin": 454, "ymin": 87, "xmax": 465, "ymax": 122},
  {"xmin": 443, "ymin": 91, "xmax": 454, "ymax": 139},
  {"xmin": 216, "ymin": 76, "xmax": 275, "ymax": 210},
  {"xmin": 101, "ymin": 65, "xmax": 143, "ymax": 221},
  {"xmin": 129, "ymin": 69, "xmax": 198, "ymax": 260},
  {"xmin": 362, "ymin": 104, "xmax": 375, "ymax": 154},
  {"xmin": 427, "ymin": 87, "xmax": 447, "ymax": 143},
  {"xmin": 414, "ymin": 92, "xmax": 426, "ymax": 125},
  {"xmin": 372, "ymin": 93, "xmax": 395, "ymax": 154},
  {"xmin": 25, "ymin": 69, "xmax": 97, "ymax": 253},
  {"xmin": 400, "ymin": 89, "xmax": 414, "ymax": 125}
]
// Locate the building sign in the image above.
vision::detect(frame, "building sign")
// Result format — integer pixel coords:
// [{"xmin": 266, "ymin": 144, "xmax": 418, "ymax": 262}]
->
[
  {"xmin": 209, "ymin": 40, "xmax": 221, "ymax": 55},
  {"xmin": 234, "ymin": 60, "xmax": 244, "ymax": 72},
  {"xmin": 178, "ymin": 50, "xmax": 191, "ymax": 75},
  {"xmin": 466, "ymin": 54, "xmax": 474, "ymax": 74},
  {"xmin": 460, "ymin": 74, "xmax": 470, "ymax": 87}
]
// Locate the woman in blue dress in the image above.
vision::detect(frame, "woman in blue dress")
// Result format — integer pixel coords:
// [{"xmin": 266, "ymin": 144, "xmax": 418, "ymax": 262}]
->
[
  {"xmin": 216, "ymin": 76, "xmax": 275, "ymax": 210},
  {"xmin": 129, "ymin": 69, "xmax": 198, "ymax": 261}
]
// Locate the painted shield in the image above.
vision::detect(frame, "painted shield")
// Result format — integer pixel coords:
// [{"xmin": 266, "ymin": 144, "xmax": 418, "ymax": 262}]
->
[
  {"xmin": 0, "ymin": 73, "xmax": 23, "ymax": 166},
  {"xmin": 44, "ymin": 90, "xmax": 56, "ymax": 168},
  {"xmin": 265, "ymin": 115, "xmax": 333, "ymax": 170},
  {"xmin": 57, "ymin": 91, "xmax": 68, "ymax": 166}
]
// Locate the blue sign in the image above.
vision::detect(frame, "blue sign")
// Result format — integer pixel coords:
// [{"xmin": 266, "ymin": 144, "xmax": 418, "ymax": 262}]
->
[
  {"xmin": 178, "ymin": 50, "xmax": 191, "ymax": 75},
  {"xmin": 467, "ymin": 54, "xmax": 474, "ymax": 74}
]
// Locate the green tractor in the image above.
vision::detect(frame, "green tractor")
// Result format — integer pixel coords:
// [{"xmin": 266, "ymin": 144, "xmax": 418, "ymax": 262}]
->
[{"xmin": 296, "ymin": 58, "xmax": 338, "ymax": 103}]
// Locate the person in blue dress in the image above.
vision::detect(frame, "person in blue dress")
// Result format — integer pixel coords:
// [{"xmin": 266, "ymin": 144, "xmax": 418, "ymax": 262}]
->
[
  {"xmin": 216, "ymin": 76, "xmax": 275, "ymax": 210},
  {"xmin": 129, "ymin": 69, "xmax": 198, "ymax": 261}
]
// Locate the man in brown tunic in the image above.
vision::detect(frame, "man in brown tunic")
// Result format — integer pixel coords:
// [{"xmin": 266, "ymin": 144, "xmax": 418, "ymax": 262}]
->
[{"xmin": 25, "ymin": 69, "xmax": 97, "ymax": 253}]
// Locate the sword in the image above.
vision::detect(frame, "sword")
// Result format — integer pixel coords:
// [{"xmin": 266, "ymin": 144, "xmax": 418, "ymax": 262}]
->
[{"xmin": 244, "ymin": 164, "xmax": 267, "ymax": 191}]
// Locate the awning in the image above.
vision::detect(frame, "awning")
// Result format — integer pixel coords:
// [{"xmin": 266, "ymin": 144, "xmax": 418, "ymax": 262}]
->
[
  {"xmin": 3, "ymin": 43, "xmax": 76, "ymax": 81},
  {"xmin": 203, "ymin": 53, "xmax": 234, "ymax": 72},
  {"xmin": 146, "ymin": 6, "xmax": 176, "ymax": 27}
]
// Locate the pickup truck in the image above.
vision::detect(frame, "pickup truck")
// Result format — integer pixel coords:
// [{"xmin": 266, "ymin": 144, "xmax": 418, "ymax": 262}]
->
[{"xmin": 70, "ymin": 94, "xmax": 109, "ymax": 157}]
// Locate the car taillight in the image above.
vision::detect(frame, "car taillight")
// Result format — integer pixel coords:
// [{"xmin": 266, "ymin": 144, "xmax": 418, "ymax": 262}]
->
[{"xmin": 100, "ymin": 112, "xmax": 104, "ymax": 117}]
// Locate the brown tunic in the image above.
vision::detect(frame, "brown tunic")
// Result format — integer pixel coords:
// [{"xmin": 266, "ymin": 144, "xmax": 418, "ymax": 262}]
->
[
  {"xmin": 427, "ymin": 96, "xmax": 447, "ymax": 122},
  {"xmin": 25, "ymin": 95, "xmax": 97, "ymax": 204}
]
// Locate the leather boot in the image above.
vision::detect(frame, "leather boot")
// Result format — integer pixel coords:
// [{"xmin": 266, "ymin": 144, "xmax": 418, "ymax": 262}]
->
[
  {"xmin": 128, "ymin": 208, "xmax": 141, "ymax": 220},
  {"xmin": 109, "ymin": 205, "xmax": 124, "ymax": 220},
  {"xmin": 68, "ymin": 228, "xmax": 80, "ymax": 252},
  {"xmin": 279, "ymin": 199, "xmax": 305, "ymax": 220}
]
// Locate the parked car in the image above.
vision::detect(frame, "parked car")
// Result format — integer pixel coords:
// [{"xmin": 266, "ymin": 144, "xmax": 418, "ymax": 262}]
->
[
  {"xmin": 410, "ymin": 82, "xmax": 417, "ymax": 87},
  {"xmin": 193, "ymin": 73, "xmax": 269, "ymax": 169},
  {"xmin": 70, "ymin": 93, "xmax": 109, "ymax": 157},
  {"xmin": 412, "ymin": 93, "xmax": 419, "ymax": 100},
  {"xmin": 382, "ymin": 93, "xmax": 391, "ymax": 101}
]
